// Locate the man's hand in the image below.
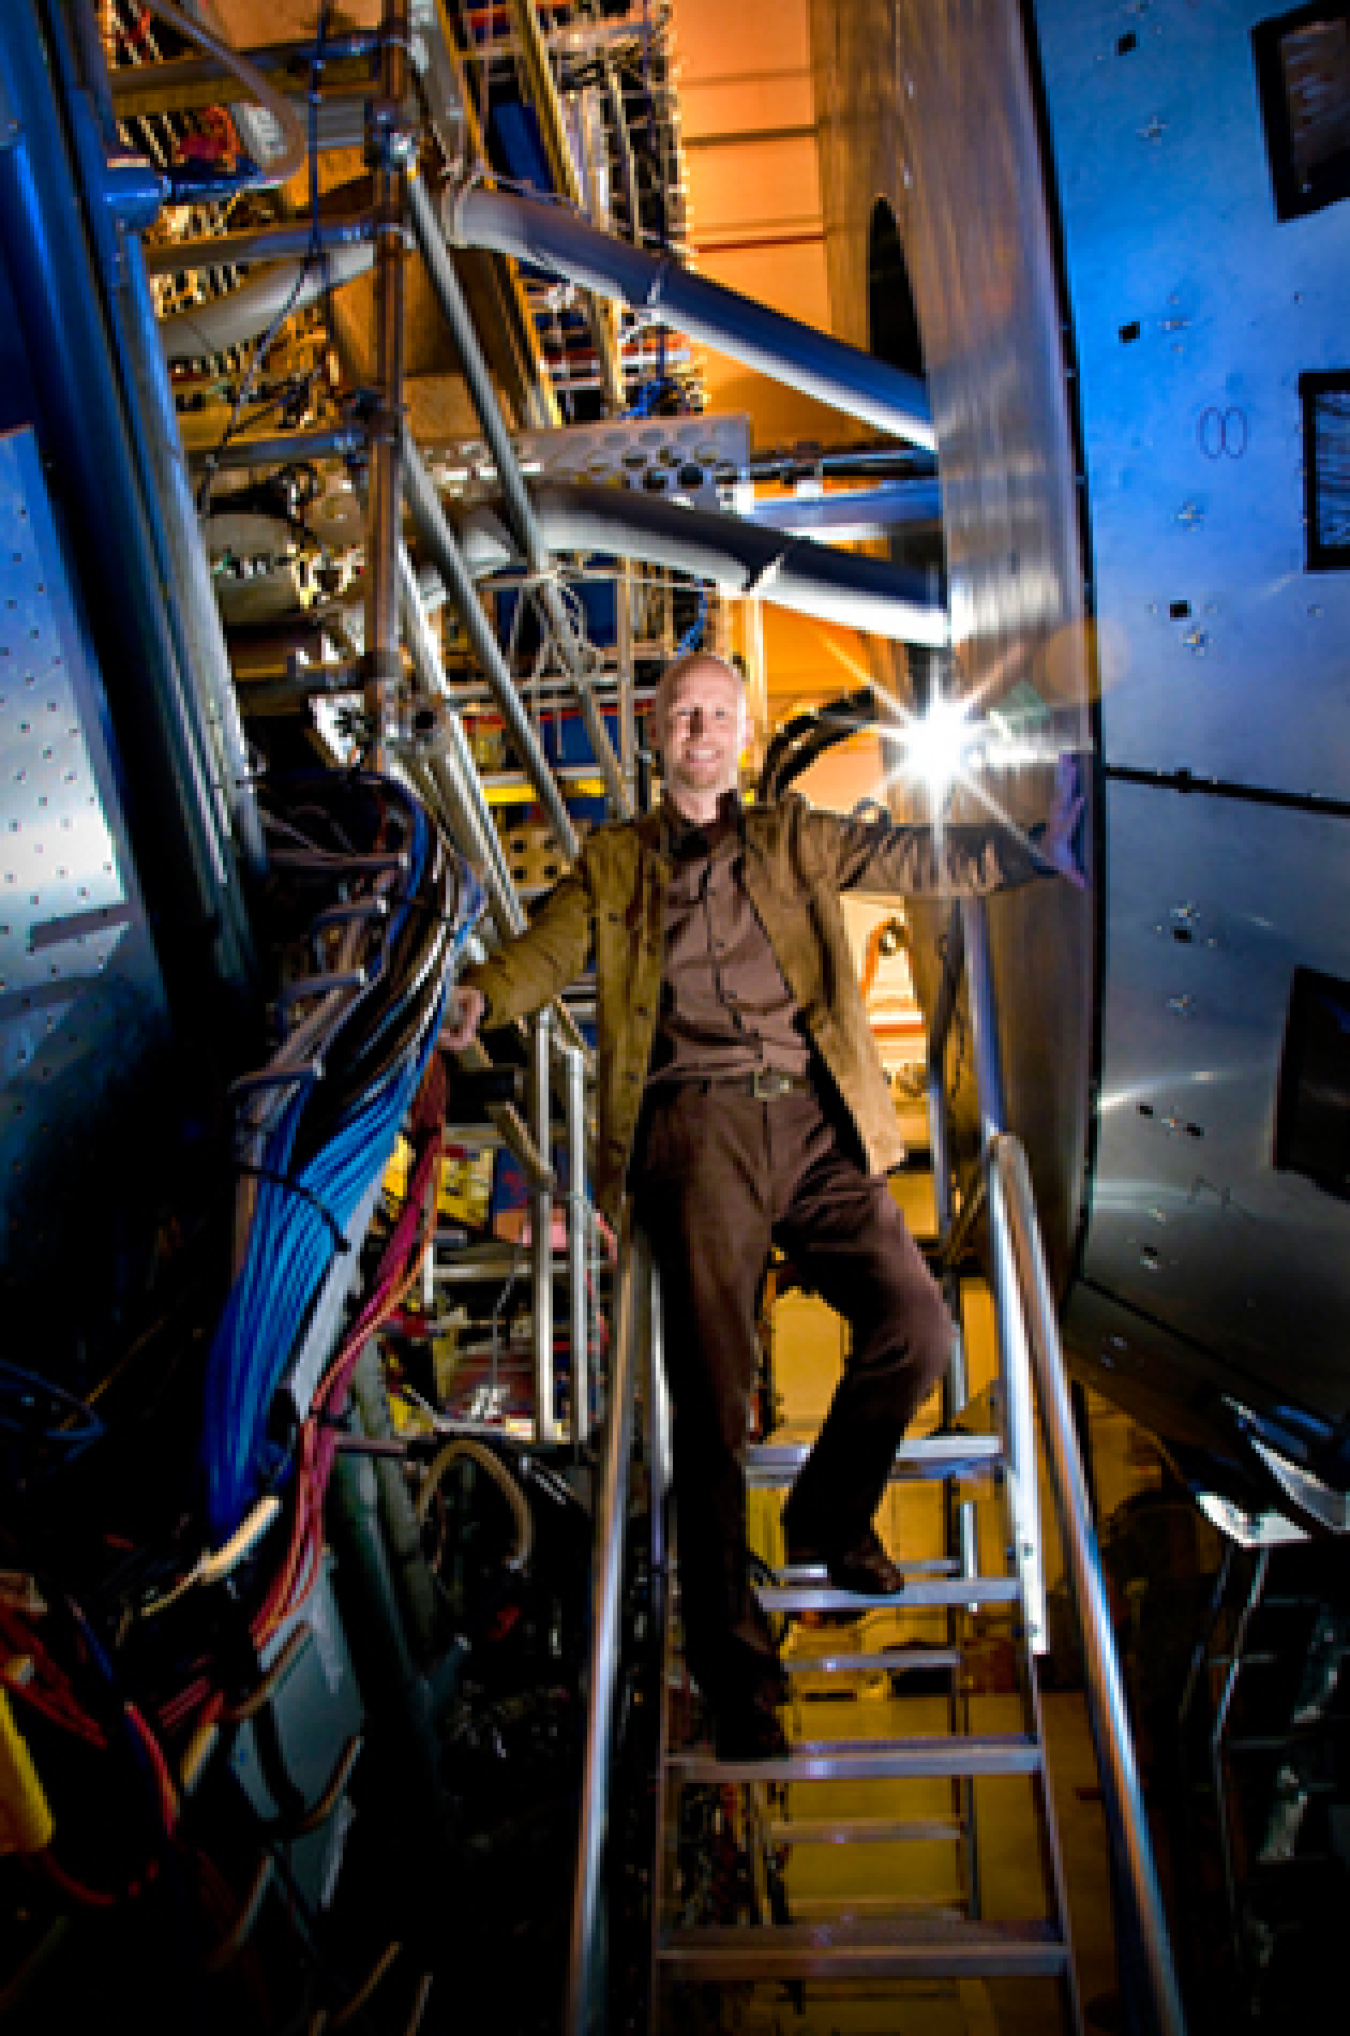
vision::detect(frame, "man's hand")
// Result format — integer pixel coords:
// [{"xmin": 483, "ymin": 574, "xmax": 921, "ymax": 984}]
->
[
  {"xmin": 1041, "ymin": 753, "xmax": 1087, "ymax": 891},
  {"xmin": 441, "ymin": 982, "xmax": 486, "ymax": 1052}
]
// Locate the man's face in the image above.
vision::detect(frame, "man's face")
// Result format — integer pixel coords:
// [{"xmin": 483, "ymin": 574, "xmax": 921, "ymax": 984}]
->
[{"xmin": 653, "ymin": 658, "xmax": 748, "ymax": 821}]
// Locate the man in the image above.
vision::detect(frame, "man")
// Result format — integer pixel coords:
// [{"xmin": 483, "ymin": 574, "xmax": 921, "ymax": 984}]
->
[{"xmin": 443, "ymin": 652, "xmax": 1083, "ymax": 1757}]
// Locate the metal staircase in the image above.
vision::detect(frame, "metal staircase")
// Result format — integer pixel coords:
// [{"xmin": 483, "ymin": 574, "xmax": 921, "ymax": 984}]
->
[
  {"xmin": 565, "ymin": 897, "xmax": 1189, "ymax": 2036},
  {"xmin": 650, "ymin": 1429, "xmax": 1081, "ymax": 2030}
]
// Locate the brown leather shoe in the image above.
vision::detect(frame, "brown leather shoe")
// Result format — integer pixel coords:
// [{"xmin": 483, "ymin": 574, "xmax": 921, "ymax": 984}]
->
[
  {"xmin": 827, "ymin": 1533, "xmax": 906, "ymax": 1597},
  {"xmin": 788, "ymin": 1527, "xmax": 906, "ymax": 1599}
]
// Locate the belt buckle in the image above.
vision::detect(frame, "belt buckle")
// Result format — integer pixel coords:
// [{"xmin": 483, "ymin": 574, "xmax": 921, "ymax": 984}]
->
[{"xmin": 752, "ymin": 1068, "xmax": 789, "ymax": 1100}]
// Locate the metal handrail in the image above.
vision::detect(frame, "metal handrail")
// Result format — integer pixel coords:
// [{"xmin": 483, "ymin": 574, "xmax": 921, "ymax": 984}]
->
[
  {"xmin": 926, "ymin": 896, "xmax": 1185, "ymax": 2034},
  {"xmin": 566, "ymin": 1210, "xmax": 646, "ymax": 2033},
  {"xmin": 992, "ymin": 1134, "xmax": 1187, "ymax": 2036}
]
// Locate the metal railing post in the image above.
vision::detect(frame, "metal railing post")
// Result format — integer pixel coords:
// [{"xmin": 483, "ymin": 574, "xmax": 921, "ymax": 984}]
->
[
  {"xmin": 531, "ymin": 1009, "xmax": 557, "ymax": 1442},
  {"xmin": 993, "ymin": 1135, "xmax": 1188, "ymax": 2036},
  {"xmin": 567, "ymin": 1214, "xmax": 645, "ymax": 2033},
  {"xmin": 563, "ymin": 1038, "xmax": 590, "ymax": 1445},
  {"xmin": 962, "ymin": 896, "xmax": 1047, "ymax": 1651},
  {"xmin": 926, "ymin": 907, "xmax": 979, "ymax": 1589}
]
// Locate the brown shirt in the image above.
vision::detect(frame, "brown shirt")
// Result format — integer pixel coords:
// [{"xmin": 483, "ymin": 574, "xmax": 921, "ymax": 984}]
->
[{"xmin": 647, "ymin": 794, "xmax": 811, "ymax": 1086}]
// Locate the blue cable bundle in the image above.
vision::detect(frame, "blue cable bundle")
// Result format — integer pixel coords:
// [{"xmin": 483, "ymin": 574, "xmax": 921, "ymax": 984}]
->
[{"xmin": 203, "ymin": 777, "xmax": 484, "ymax": 1540}]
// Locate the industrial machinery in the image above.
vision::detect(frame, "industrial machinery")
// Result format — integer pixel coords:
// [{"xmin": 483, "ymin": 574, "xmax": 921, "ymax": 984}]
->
[{"xmin": 0, "ymin": 4, "xmax": 1345, "ymax": 2033}]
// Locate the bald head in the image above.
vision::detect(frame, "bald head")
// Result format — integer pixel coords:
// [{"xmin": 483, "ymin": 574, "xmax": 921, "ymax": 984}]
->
[
  {"xmin": 650, "ymin": 652, "xmax": 748, "ymax": 824},
  {"xmin": 651, "ymin": 651, "xmax": 745, "ymax": 728}
]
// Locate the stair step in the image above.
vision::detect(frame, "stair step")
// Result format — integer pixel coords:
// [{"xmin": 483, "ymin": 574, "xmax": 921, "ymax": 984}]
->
[
  {"xmin": 759, "ymin": 1577, "xmax": 1021, "ymax": 1614},
  {"xmin": 784, "ymin": 1647, "xmax": 962, "ymax": 1678},
  {"xmin": 670, "ymin": 1732, "xmax": 1041, "ymax": 1786},
  {"xmin": 780, "ymin": 1558, "xmax": 961, "ymax": 1584},
  {"xmin": 746, "ymin": 1434, "xmax": 1002, "ymax": 1488},
  {"xmin": 790, "ymin": 1897, "xmax": 965, "ymax": 1923},
  {"xmin": 768, "ymin": 1815, "xmax": 964, "ymax": 1846},
  {"xmin": 657, "ymin": 1916, "xmax": 1068, "ymax": 1982}
]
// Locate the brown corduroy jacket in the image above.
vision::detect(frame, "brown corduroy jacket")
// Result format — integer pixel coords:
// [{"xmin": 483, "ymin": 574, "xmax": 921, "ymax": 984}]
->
[{"xmin": 463, "ymin": 795, "xmax": 1045, "ymax": 1222}]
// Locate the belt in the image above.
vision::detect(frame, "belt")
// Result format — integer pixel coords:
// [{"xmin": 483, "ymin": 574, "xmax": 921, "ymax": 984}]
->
[{"xmin": 714, "ymin": 1068, "xmax": 814, "ymax": 1101}]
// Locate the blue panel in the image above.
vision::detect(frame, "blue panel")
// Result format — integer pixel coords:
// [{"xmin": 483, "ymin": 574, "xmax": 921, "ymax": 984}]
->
[
  {"xmin": 0, "ymin": 427, "xmax": 172, "ymax": 1277},
  {"xmin": 1032, "ymin": 0, "xmax": 1350, "ymax": 798}
]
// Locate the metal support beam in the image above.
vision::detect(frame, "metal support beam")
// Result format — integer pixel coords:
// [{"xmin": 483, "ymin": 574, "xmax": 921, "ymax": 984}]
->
[
  {"xmin": 361, "ymin": 0, "xmax": 411, "ymax": 766},
  {"xmin": 567, "ymin": 1213, "xmax": 645, "ymax": 2031},
  {"xmin": 531, "ymin": 1010, "xmax": 557, "ymax": 1443},
  {"xmin": 562, "ymin": 1040, "xmax": 590, "ymax": 1446}
]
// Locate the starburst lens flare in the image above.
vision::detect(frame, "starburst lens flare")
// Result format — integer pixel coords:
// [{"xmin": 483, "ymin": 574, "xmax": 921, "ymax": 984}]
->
[{"xmin": 903, "ymin": 694, "xmax": 974, "ymax": 801}]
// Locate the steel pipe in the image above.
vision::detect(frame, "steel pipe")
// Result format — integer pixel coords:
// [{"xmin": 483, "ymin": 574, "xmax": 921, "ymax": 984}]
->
[
  {"xmin": 446, "ymin": 181, "xmax": 934, "ymax": 452},
  {"xmin": 188, "ymin": 425, "xmax": 367, "ymax": 471},
  {"xmin": 992, "ymin": 1135, "xmax": 1188, "ymax": 2036},
  {"xmin": 409, "ymin": 172, "xmax": 629, "ymax": 815},
  {"xmin": 397, "ymin": 545, "xmax": 525, "ymax": 939},
  {"xmin": 962, "ymin": 895, "xmax": 1047, "ymax": 1650},
  {"xmin": 361, "ymin": 0, "xmax": 411, "ymax": 764},
  {"xmin": 531, "ymin": 1010, "xmax": 557, "ymax": 1444},
  {"xmin": 120, "ymin": 232, "xmax": 265, "ymax": 876},
  {"xmin": 457, "ymin": 483, "xmax": 950, "ymax": 648},
  {"xmin": 563, "ymin": 1041, "xmax": 590, "ymax": 1447},
  {"xmin": 567, "ymin": 1213, "xmax": 645, "ymax": 2033},
  {"xmin": 145, "ymin": 210, "xmax": 376, "ymax": 276}
]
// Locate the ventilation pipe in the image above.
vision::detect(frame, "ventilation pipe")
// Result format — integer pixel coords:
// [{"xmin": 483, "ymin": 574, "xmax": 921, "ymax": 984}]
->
[
  {"xmin": 456, "ymin": 482, "xmax": 949, "ymax": 647},
  {"xmin": 442, "ymin": 182, "xmax": 935, "ymax": 454},
  {"xmin": 157, "ymin": 245, "xmax": 376, "ymax": 362}
]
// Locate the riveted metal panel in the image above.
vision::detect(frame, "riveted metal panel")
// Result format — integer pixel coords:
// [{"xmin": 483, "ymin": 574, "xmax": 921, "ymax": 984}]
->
[
  {"xmin": 1032, "ymin": 0, "xmax": 1350, "ymax": 798},
  {"xmin": 0, "ymin": 425, "xmax": 170, "ymax": 1268},
  {"xmin": 1083, "ymin": 776, "xmax": 1350, "ymax": 1424}
]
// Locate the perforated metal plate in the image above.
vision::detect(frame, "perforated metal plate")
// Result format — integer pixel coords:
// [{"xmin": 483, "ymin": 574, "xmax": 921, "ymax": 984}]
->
[
  {"xmin": 423, "ymin": 411, "xmax": 753, "ymax": 513},
  {"xmin": 0, "ymin": 426, "xmax": 169, "ymax": 1268}
]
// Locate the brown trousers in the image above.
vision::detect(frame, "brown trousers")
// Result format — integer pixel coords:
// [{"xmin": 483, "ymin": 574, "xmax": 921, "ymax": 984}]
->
[{"xmin": 631, "ymin": 1080, "xmax": 951, "ymax": 1707}]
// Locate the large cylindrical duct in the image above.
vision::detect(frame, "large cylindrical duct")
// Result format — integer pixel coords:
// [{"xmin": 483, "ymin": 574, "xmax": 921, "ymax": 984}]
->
[
  {"xmin": 455, "ymin": 482, "xmax": 949, "ymax": 647},
  {"xmin": 157, "ymin": 245, "xmax": 376, "ymax": 362},
  {"xmin": 444, "ymin": 182, "xmax": 935, "ymax": 453}
]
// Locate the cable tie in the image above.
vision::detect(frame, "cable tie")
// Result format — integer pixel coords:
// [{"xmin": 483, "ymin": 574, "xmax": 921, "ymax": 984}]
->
[{"xmin": 234, "ymin": 1163, "xmax": 352, "ymax": 1253}]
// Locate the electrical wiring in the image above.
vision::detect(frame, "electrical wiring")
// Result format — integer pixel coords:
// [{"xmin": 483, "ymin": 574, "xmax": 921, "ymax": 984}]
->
[
  {"xmin": 253, "ymin": 1126, "xmax": 446, "ymax": 1653},
  {"xmin": 203, "ymin": 773, "xmax": 484, "ymax": 1543}
]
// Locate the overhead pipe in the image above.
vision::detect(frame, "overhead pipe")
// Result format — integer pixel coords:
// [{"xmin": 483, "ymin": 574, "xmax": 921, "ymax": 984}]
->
[
  {"xmin": 408, "ymin": 173, "xmax": 629, "ymax": 817},
  {"xmin": 402, "ymin": 439, "xmax": 581, "ymax": 858},
  {"xmin": 157, "ymin": 244, "xmax": 375, "ymax": 362},
  {"xmin": 444, "ymin": 181, "xmax": 935, "ymax": 453},
  {"xmin": 747, "ymin": 477, "xmax": 943, "ymax": 541},
  {"xmin": 456, "ymin": 481, "xmax": 950, "ymax": 647},
  {"xmin": 187, "ymin": 425, "xmax": 368, "ymax": 473}
]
